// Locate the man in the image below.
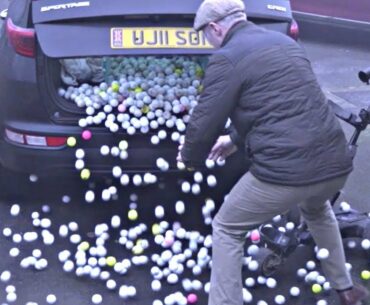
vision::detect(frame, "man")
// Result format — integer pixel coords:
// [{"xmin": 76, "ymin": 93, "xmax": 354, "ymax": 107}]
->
[{"xmin": 177, "ymin": 0, "xmax": 370, "ymax": 304}]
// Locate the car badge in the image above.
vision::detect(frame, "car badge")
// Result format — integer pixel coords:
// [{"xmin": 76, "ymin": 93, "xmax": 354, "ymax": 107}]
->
[
  {"xmin": 267, "ymin": 4, "xmax": 287, "ymax": 12},
  {"xmin": 40, "ymin": 1, "xmax": 90, "ymax": 12}
]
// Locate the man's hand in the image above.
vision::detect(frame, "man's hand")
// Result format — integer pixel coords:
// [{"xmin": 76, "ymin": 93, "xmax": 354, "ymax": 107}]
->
[{"xmin": 208, "ymin": 135, "xmax": 237, "ymax": 161}]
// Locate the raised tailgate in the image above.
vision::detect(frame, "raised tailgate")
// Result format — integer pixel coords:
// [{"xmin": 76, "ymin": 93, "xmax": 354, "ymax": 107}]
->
[{"xmin": 32, "ymin": 0, "xmax": 292, "ymax": 58}]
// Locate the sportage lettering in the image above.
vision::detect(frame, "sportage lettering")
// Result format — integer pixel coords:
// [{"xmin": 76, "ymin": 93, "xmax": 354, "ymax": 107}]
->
[{"xmin": 40, "ymin": 1, "xmax": 90, "ymax": 12}]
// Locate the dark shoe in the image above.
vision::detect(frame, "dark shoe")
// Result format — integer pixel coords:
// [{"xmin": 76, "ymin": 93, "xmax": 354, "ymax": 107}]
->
[{"xmin": 338, "ymin": 284, "xmax": 370, "ymax": 305}]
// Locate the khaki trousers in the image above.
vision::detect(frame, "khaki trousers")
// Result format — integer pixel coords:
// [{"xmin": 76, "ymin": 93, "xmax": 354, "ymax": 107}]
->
[{"xmin": 209, "ymin": 172, "xmax": 352, "ymax": 305}]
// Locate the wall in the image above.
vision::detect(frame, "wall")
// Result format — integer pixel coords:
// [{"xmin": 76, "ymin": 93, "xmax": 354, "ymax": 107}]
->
[{"xmin": 290, "ymin": 0, "xmax": 370, "ymax": 22}]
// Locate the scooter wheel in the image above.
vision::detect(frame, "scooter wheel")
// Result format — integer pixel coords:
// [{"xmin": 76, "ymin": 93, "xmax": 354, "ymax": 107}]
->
[
  {"xmin": 363, "ymin": 223, "xmax": 370, "ymax": 240},
  {"xmin": 253, "ymin": 248, "xmax": 283, "ymax": 277}
]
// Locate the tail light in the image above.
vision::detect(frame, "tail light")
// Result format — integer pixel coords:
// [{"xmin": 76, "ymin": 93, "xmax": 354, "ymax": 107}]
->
[
  {"xmin": 6, "ymin": 18, "xmax": 35, "ymax": 57},
  {"xmin": 5, "ymin": 129, "xmax": 67, "ymax": 147},
  {"xmin": 289, "ymin": 19, "xmax": 299, "ymax": 41}
]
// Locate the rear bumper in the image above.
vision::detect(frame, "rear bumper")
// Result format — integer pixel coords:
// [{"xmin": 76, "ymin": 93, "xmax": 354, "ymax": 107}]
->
[
  {"xmin": 0, "ymin": 124, "xmax": 249, "ymax": 180},
  {"xmin": 0, "ymin": 137, "xmax": 75, "ymax": 175},
  {"xmin": 0, "ymin": 137, "xmax": 182, "ymax": 176}
]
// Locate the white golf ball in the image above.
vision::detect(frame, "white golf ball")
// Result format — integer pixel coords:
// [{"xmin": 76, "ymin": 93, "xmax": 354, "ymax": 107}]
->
[
  {"xmin": 102, "ymin": 189, "xmax": 111, "ymax": 201},
  {"xmin": 112, "ymin": 166, "xmax": 122, "ymax": 178},
  {"xmin": 207, "ymin": 175, "xmax": 217, "ymax": 187},
  {"xmin": 317, "ymin": 248, "xmax": 330, "ymax": 260},
  {"xmin": 245, "ymin": 277, "xmax": 256, "ymax": 287},
  {"xmin": 111, "ymin": 215, "xmax": 121, "ymax": 228},
  {"xmin": 133, "ymin": 174, "xmax": 142, "ymax": 186},
  {"xmin": 9, "ymin": 248, "xmax": 20, "ymax": 257},
  {"xmin": 205, "ymin": 159, "xmax": 215, "ymax": 169},
  {"xmin": 155, "ymin": 205, "xmax": 165, "ymax": 219},
  {"xmin": 247, "ymin": 245, "xmax": 259, "ymax": 256},
  {"xmin": 63, "ymin": 260, "xmax": 74, "ymax": 273},
  {"xmin": 274, "ymin": 295, "xmax": 286, "ymax": 304},
  {"xmin": 266, "ymin": 277, "xmax": 277, "ymax": 288},
  {"xmin": 46, "ymin": 294, "xmax": 57, "ymax": 304},
  {"xmin": 106, "ymin": 279, "xmax": 117, "ymax": 290},
  {"xmin": 5, "ymin": 285, "xmax": 16, "ymax": 293},
  {"xmin": 68, "ymin": 222, "xmax": 78, "ymax": 231},
  {"xmin": 167, "ymin": 273, "xmax": 179, "ymax": 284},
  {"xmin": 193, "ymin": 172, "xmax": 203, "ymax": 183},
  {"xmin": 10, "ymin": 204, "xmax": 20, "ymax": 216},
  {"xmin": 6, "ymin": 292, "xmax": 17, "ymax": 302},
  {"xmin": 120, "ymin": 174, "xmax": 130, "ymax": 186},
  {"xmin": 75, "ymin": 149, "xmax": 85, "ymax": 159},
  {"xmin": 151, "ymin": 280, "xmax": 162, "ymax": 291},
  {"xmin": 32, "ymin": 249, "xmax": 42, "ymax": 258},
  {"xmin": 12, "ymin": 234, "xmax": 22, "ymax": 243},
  {"xmin": 1, "ymin": 270, "xmax": 11, "ymax": 282},
  {"xmin": 100, "ymin": 145, "xmax": 110, "ymax": 156},
  {"xmin": 175, "ymin": 201, "xmax": 185, "ymax": 214},
  {"xmin": 40, "ymin": 218, "xmax": 52, "ymax": 229},
  {"xmin": 248, "ymin": 260, "xmax": 259, "ymax": 272},
  {"xmin": 181, "ymin": 181, "xmax": 191, "ymax": 193},
  {"xmin": 191, "ymin": 183, "xmax": 201, "ymax": 195},
  {"xmin": 306, "ymin": 260, "xmax": 316, "ymax": 270},
  {"xmin": 340, "ymin": 201, "xmax": 351, "ymax": 212},
  {"xmin": 361, "ymin": 239, "xmax": 370, "ymax": 250},
  {"xmin": 91, "ymin": 294, "xmax": 103, "ymax": 304},
  {"xmin": 242, "ymin": 288, "xmax": 253, "ymax": 303}
]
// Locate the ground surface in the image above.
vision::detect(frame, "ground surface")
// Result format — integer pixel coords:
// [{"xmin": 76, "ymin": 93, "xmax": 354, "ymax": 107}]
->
[{"xmin": 0, "ymin": 4, "xmax": 369, "ymax": 305}]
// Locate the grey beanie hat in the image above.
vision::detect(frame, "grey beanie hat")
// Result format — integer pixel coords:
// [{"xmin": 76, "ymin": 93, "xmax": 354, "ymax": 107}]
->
[{"xmin": 193, "ymin": 0, "xmax": 246, "ymax": 31}]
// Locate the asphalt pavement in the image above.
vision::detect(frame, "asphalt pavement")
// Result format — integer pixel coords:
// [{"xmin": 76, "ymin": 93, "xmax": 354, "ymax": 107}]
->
[
  {"xmin": 302, "ymin": 41, "xmax": 370, "ymax": 213},
  {"xmin": 0, "ymin": 4, "xmax": 369, "ymax": 305}
]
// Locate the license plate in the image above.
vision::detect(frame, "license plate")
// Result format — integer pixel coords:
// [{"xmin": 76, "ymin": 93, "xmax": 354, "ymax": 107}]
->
[{"xmin": 110, "ymin": 27, "xmax": 213, "ymax": 49}]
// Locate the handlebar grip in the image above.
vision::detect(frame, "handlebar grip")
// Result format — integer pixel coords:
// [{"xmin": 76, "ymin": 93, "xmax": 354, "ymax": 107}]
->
[{"xmin": 358, "ymin": 67, "xmax": 370, "ymax": 84}]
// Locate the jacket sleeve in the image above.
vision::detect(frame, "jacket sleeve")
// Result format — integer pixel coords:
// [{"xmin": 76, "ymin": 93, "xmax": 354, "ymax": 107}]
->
[
  {"xmin": 228, "ymin": 124, "xmax": 244, "ymax": 150},
  {"xmin": 181, "ymin": 54, "xmax": 241, "ymax": 167}
]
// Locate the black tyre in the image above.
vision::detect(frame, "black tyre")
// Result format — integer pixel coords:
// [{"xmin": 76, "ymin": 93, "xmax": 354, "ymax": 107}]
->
[
  {"xmin": 253, "ymin": 248, "xmax": 284, "ymax": 277},
  {"xmin": 286, "ymin": 206, "xmax": 302, "ymax": 225}
]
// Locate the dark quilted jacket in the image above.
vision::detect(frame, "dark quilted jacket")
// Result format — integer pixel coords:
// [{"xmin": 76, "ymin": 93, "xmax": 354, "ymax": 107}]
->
[{"xmin": 181, "ymin": 20, "xmax": 353, "ymax": 186}]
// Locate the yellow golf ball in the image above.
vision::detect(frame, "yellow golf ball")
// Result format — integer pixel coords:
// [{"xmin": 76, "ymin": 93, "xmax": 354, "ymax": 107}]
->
[
  {"xmin": 312, "ymin": 284, "xmax": 322, "ymax": 294},
  {"xmin": 196, "ymin": 66, "xmax": 204, "ymax": 77},
  {"xmin": 198, "ymin": 85, "xmax": 204, "ymax": 93},
  {"xmin": 119, "ymin": 140, "xmax": 128, "ymax": 151},
  {"xmin": 106, "ymin": 256, "xmax": 116, "ymax": 267},
  {"xmin": 152, "ymin": 223, "xmax": 161, "ymax": 235},
  {"xmin": 175, "ymin": 68, "xmax": 183, "ymax": 75},
  {"xmin": 128, "ymin": 209, "xmax": 138, "ymax": 221},
  {"xmin": 134, "ymin": 87, "xmax": 143, "ymax": 93},
  {"xmin": 111, "ymin": 82, "xmax": 120, "ymax": 92},
  {"xmin": 361, "ymin": 270, "xmax": 370, "ymax": 280},
  {"xmin": 80, "ymin": 168, "xmax": 91, "ymax": 180},
  {"xmin": 141, "ymin": 105, "xmax": 149, "ymax": 114},
  {"xmin": 67, "ymin": 137, "xmax": 77, "ymax": 147},
  {"xmin": 132, "ymin": 245, "xmax": 144, "ymax": 255},
  {"xmin": 78, "ymin": 241, "xmax": 90, "ymax": 251}
]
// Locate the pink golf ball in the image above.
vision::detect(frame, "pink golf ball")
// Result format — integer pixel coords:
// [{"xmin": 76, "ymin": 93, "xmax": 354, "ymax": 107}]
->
[
  {"xmin": 187, "ymin": 293, "xmax": 198, "ymax": 304},
  {"xmin": 251, "ymin": 230, "xmax": 260, "ymax": 243},
  {"xmin": 82, "ymin": 130, "xmax": 92, "ymax": 141},
  {"xmin": 118, "ymin": 104, "xmax": 126, "ymax": 113},
  {"xmin": 163, "ymin": 235, "xmax": 174, "ymax": 247}
]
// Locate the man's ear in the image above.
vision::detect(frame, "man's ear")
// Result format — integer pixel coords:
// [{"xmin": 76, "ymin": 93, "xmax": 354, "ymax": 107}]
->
[{"xmin": 209, "ymin": 22, "xmax": 222, "ymax": 36}]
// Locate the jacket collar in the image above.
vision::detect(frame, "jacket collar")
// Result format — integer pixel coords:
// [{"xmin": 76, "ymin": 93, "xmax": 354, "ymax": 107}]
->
[{"xmin": 221, "ymin": 20, "xmax": 249, "ymax": 47}]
